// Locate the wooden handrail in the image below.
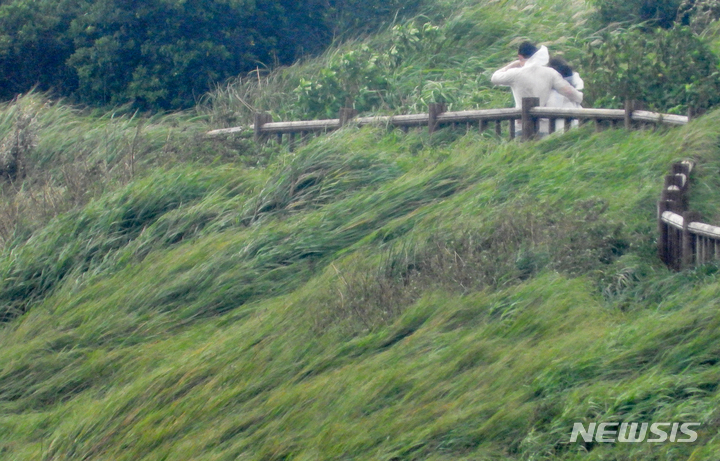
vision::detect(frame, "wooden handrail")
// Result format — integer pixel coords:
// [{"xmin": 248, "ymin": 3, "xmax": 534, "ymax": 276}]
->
[
  {"xmin": 207, "ymin": 99, "xmax": 690, "ymax": 140},
  {"xmin": 214, "ymin": 99, "xmax": 712, "ymax": 270},
  {"xmin": 654, "ymin": 160, "xmax": 720, "ymax": 270}
]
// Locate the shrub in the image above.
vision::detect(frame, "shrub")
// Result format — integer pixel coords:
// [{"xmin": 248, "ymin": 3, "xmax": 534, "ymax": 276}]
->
[
  {"xmin": 590, "ymin": 0, "xmax": 683, "ymax": 28},
  {"xmin": 0, "ymin": 0, "xmax": 431, "ymax": 110},
  {"xmin": 583, "ymin": 26, "xmax": 720, "ymax": 112},
  {"xmin": 677, "ymin": 0, "xmax": 720, "ymax": 33}
]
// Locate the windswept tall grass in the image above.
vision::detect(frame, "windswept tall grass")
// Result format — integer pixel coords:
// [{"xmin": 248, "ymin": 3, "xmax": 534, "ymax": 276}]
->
[
  {"xmin": 2, "ymin": 105, "xmax": 720, "ymax": 458},
  {"xmin": 0, "ymin": 93, "xmax": 249, "ymax": 247},
  {"xmin": 4, "ymin": 0, "xmax": 720, "ymax": 459}
]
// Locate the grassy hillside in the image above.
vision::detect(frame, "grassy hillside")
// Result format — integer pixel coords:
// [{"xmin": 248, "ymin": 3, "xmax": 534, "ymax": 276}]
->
[{"xmin": 2, "ymin": 0, "xmax": 720, "ymax": 460}]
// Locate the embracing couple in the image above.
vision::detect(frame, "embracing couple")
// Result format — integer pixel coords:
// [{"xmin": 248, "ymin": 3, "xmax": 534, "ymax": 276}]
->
[{"xmin": 491, "ymin": 41, "xmax": 584, "ymax": 135}]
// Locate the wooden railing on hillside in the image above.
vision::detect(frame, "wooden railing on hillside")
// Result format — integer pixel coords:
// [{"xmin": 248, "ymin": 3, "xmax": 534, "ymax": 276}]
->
[
  {"xmin": 207, "ymin": 98, "xmax": 689, "ymax": 146},
  {"xmin": 657, "ymin": 160, "xmax": 720, "ymax": 270},
  {"xmin": 209, "ymin": 97, "xmax": 713, "ymax": 270}
]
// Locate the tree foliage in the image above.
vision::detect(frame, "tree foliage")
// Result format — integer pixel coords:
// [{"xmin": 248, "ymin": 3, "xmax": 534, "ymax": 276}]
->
[
  {"xmin": 294, "ymin": 23, "xmax": 446, "ymax": 117},
  {"xmin": 0, "ymin": 0, "xmax": 428, "ymax": 110},
  {"xmin": 584, "ymin": 26, "xmax": 720, "ymax": 112},
  {"xmin": 590, "ymin": 0, "xmax": 683, "ymax": 28},
  {"xmin": 677, "ymin": 0, "xmax": 720, "ymax": 33}
]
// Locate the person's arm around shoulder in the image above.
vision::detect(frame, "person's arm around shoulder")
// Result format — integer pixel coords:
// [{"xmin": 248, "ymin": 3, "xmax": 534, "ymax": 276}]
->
[
  {"xmin": 491, "ymin": 60, "xmax": 523, "ymax": 86},
  {"xmin": 551, "ymin": 70, "xmax": 583, "ymax": 104}
]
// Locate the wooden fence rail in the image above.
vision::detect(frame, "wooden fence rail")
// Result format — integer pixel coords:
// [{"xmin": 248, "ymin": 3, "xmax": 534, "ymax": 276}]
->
[
  {"xmin": 209, "ymin": 98, "xmax": 715, "ymax": 270},
  {"xmin": 207, "ymin": 98, "xmax": 689, "ymax": 146},
  {"xmin": 656, "ymin": 160, "xmax": 720, "ymax": 270}
]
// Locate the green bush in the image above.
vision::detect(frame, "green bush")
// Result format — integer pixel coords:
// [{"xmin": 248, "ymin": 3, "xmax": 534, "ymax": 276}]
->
[
  {"xmin": 584, "ymin": 26, "xmax": 720, "ymax": 112},
  {"xmin": 0, "ymin": 0, "xmax": 430, "ymax": 110},
  {"xmin": 677, "ymin": 0, "xmax": 720, "ymax": 33},
  {"xmin": 590, "ymin": 0, "xmax": 682, "ymax": 28}
]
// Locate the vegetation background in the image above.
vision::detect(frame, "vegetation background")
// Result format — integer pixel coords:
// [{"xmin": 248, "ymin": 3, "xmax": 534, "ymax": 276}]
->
[{"xmin": 2, "ymin": 0, "xmax": 720, "ymax": 459}]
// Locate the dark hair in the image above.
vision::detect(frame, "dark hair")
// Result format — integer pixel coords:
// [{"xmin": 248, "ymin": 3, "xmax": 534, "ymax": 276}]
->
[
  {"xmin": 518, "ymin": 41, "xmax": 538, "ymax": 58},
  {"xmin": 549, "ymin": 57, "xmax": 573, "ymax": 78}
]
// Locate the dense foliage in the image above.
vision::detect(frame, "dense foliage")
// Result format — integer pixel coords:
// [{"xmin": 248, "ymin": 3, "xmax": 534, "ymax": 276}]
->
[
  {"xmin": 678, "ymin": 0, "xmax": 720, "ymax": 32},
  {"xmin": 584, "ymin": 26, "xmax": 720, "ymax": 112},
  {"xmin": 0, "ymin": 0, "xmax": 428, "ymax": 110},
  {"xmin": 590, "ymin": 0, "xmax": 683, "ymax": 28}
]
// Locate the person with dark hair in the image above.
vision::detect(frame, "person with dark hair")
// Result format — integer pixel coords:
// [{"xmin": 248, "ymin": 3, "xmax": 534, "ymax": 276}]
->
[
  {"xmin": 491, "ymin": 41, "xmax": 582, "ymax": 134},
  {"xmin": 545, "ymin": 56, "xmax": 584, "ymax": 131},
  {"xmin": 518, "ymin": 41, "xmax": 539, "ymax": 59},
  {"xmin": 549, "ymin": 57, "xmax": 573, "ymax": 79}
]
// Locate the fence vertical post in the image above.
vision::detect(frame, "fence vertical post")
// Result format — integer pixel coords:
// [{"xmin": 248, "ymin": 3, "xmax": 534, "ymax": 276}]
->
[
  {"xmin": 338, "ymin": 108, "xmax": 358, "ymax": 127},
  {"xmin": 521, "ymin": 97, "xmax": 539, "ymax": 141},
  {"xmin": 658, "ymin": 200, "xmax": 669, "ymax": 265},
  {"xmin": 428, "ymin": 103, "xmax": 446, "ymax": 134},
  {"xmin": 288, "ymin": 132, "xmax": 295, "ymax": 152},
  {"xmin": 662, "ymin": 188, "xmax": 684, "ymax": 214},
  {"xmin": 682, "ymin": 211, "xmax": 699, "ymax": 269},
  {"xmin": 624, "ymin": 100, "xmax": 634, "ymax": 130},
  {"xmin": 254, "ymin": 112, "xmax": 272, "ymax": 143}
]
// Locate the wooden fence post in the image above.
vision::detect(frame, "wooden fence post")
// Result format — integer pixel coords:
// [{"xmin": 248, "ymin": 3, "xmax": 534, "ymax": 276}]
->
[
  {"xmin": 657, "ymin": 200, "xmax": 677, "ymax": 267},
  {"xmin": 687, "ymin": 107, "xmax": 706, "ymax": 121},
  {"xmin": 254, "ymin": 112, "xmax": 272, "ymax": 143},
  {"xmin": 288, "ymin": 132, "xmax": 295, "ymax": 152},
  {"xmin": 339, "ymin": 108, "xmax": 358, "ymax": 127},
  {"xmin": 521, "ymin": 97, "xmax": 539, "ymax": 141},
  {"xmin": 428, "ymin": 103, "xmax": 447, "ymax": 134},
  {"xmin": 662, "ymin": 188, "xmax": 684, "ymax": 214},
  {"xmin": 682, "ymin": 211, "xmax": 700, "ymax": 269},
  {"xmin": 657, "ymin": 200, "xmax": 670, "ymax": 265},
  {"xmin": 624, "ymin": 100, "xmax": 634, "ymax": 130}
]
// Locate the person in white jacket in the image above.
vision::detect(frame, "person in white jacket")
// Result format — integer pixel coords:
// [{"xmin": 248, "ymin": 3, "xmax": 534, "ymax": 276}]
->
[
  {"xmin": 491, "ymin": 42, "xmax": 583, "ymax": 135},
  {"xmin": 545, "ymin": 57, "xmax": 584, "ymax": 132}
]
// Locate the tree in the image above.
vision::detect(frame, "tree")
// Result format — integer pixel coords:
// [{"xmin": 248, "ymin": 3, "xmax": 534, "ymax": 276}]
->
[
  {"xmin": 66, "ymin": 0, "xmax": 333, "ymax": 109},
  {"xmin": 0, "ymin": 0, "xmax": 428, "ymax": 109},
  {"xmin": 0, "ymin": 0, "xmax": 82, "ymax": 99},
  {"xmin": 584, "ymin": 26, "xmax": 720, "ymax": 112},
  {"xmin": 590, "ymin": 0, "xmax": 683, "ymax": 28}
]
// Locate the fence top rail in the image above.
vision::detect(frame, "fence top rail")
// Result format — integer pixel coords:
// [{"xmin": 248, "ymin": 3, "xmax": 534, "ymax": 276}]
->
[
  {"xmin": 437, "ymin": 108, "xmax": 521, "ymax": 122},
  {"xmin": 531, "ymin": 107, "xmax": 624, "ymax": 120},
  {"xmin": 262, "ymin": 119, "xmax": 341, "ymax": 133},
  {"xmin": 361, "ymin": 114, "xmax": 416, "ymax": 126},
  {"xmin": 632, "ymin": 110, "xmax": 688, "ymax": 125},
  {"xmin": 662, "ymin": 210, "xmax": 685, "ymax": 229},
  {"xmin": 689, "ymin": 221, "xmax": 720, "ymax": 239},
  {"xmin": 661, "ymin": 210, "xmax": 720, "ymax": 238},
  {"xmin": 206, "ymin": 104, "xmax": 690, "ymax": 136}
]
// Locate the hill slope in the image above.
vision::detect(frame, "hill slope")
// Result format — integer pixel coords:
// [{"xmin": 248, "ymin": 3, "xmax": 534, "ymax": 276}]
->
[
  {"xmin": 3, "ymin": 0, "xmax": 720, "ymax": 459},
  {"xmin": 3, "ymin": 115, "xmax": 720, "ymax": 459}
]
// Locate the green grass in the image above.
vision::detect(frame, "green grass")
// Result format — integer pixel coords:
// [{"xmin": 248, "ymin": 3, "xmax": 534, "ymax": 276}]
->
[
  {"xmin": 4, "ymin": 0, "xmax": 720, "ymax": 459},
  {"xmin": 2, "ymin": 111, "xmax": 720, "ymax": 459}
]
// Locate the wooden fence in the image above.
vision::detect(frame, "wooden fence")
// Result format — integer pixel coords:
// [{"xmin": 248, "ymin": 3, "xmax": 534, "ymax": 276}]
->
[
  {"xmin": 208, "ymin": 98, "xmax": 720, "ymax": 270},
  {"xmin": 656, "ymin": 160, "xmax": 720, "ymax": 270},
  {"xmin": 207, "ymin": 98, "xmax": 689, "ymax": 146}
]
